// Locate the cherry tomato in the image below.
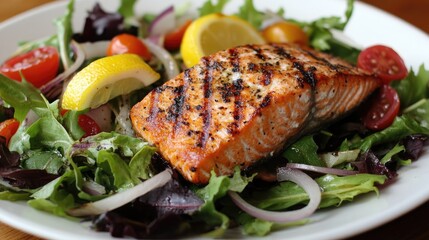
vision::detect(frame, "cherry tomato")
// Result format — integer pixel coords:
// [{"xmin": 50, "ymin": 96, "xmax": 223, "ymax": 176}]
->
[
  {"xmin": 164, "ymin": 20, "xmax": 192, "ymax": 51},
  {"xmin": 61, "ymin": 110, "xmax": 101, "ymax": 138},
  {"xmin": 357, "ymin": 45, "xmax": 408, "ymax": 84},
  {"xmin": 262, "ymin": 21, "xmax": 309, "ymax": 46},
  {"xmin": 362, "ymin": 85, "xmax": 400, "ymax": 131},
  {"xmin": 0, "ymin": 118, "xmax": 20, "ymax": 146},
  {"xmin": 0, "ymin": 46, "xmax": 60, "ymax": 88},
  {"xmin": 107, "ymin": 34, "xmax": 151, "ymax": 61},
  {"xmin": 78, "ymin": 114, "xmax": 101, "ymax": 138}
]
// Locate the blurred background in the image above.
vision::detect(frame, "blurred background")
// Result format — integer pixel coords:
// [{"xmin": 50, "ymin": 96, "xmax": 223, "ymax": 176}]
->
[{"xmin": 0, "ymin": 0, "xmax": 428, "ymax": 34}]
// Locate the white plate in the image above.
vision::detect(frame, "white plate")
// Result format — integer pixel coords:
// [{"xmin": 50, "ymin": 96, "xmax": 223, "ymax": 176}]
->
[{"xmin": 1, "ymin": 0, "xmax": 429, "ymax": 239}]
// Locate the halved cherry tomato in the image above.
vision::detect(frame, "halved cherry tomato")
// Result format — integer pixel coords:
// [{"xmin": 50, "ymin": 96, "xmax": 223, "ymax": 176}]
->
[
  {"xmin": 0, "ymin": 46, "xmax": 60, "ymax": 88},
  {"xmin": 362, "ymin": 85, "xmax": 400, "ymax": 131},
  {"xmin": 61, "ymin": 110, "xmax": 101, "ymax": 138},
  {"xmin": 357, "ymin": 45, "xmax": 408, "ymax": 84},
  {"xmin": 0, "ymin": 118, "xmax": 20, "ymax": 146},
  {"xmin": 107, "ymin": 34, "xmax": 151, "ymax": 61},
  {"xmin": 164, "ymin": 20, "xmax": 192, "ymax": 51},
  {"xmin": 262, "ymin": 21, "xmax": 309, "ymax": 46},
  {"xmin": 78, "ymin": 114, "xmax": 101, "ymax": 138}
]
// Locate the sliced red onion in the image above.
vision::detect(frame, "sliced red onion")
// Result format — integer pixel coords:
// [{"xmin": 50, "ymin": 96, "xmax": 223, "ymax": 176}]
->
[
  {"xmin": 85, "ymin": 104, "xmax": 112, "ymax": 132},
  {"xmin": 286, "ymin": 163, "xmax": 359, "ymax": 176},
  {"xmin": 67, "ymin": 169, "xmax": 172, "ymax": 217},
  {"xmin": 24, "ymin": 110, "xmax": 39, "ymax": 126},
  {"xmin": 228, "ymin": 168, "xmax": 321, "ymax": 223},
  {"xmin": 147, "ymin": 34, "xmax": 164, "ymax": 46},
  {"xmin": 143, "ymin": 39, "xmax": 179, "ymax": 79},
  {"xmin": 40, "ymin": 40, "xmax": 85, "ymax": 100},
  {"xmin": 148, "ymin": 6, "xmax": 176, "ymax": 37}
]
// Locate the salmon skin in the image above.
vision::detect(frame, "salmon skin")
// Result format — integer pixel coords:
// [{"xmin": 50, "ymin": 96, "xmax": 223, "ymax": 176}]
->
[{"xmin": 130, "ymin": 43, "xmax": 381, "ymax": 184}]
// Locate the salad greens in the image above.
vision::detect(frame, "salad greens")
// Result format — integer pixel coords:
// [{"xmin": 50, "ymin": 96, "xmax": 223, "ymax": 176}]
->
[{"xmin": 0, "ymin": 0, "xmax": 428, "ymax": 239}]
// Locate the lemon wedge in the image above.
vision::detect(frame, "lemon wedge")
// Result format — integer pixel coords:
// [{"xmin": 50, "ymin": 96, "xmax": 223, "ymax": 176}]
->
[
  {"xmin": 62, "ymin": 54, "xmax": 160, "ymax": 110},
  {"xmin": 180, "ymin": 13, "xmax": 266, "ymax": 68}
]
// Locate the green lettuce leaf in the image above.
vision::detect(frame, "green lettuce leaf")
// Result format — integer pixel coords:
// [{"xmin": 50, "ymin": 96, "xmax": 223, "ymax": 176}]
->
[
  {"xmin": 356, "ymin": 115, "xmax": 429, "ymax": 152},
  {"xmin": 0, "ymin": 75, "xmax": 46, "ymax": 122},
  {"xmin": 129, "ymin": 145, "xmax": 157, "ymax": 180},
  {"xmin": 236, "ymin": 0, "xmax": 264, "ymax": 28},
  {"xmin": 21, "ymin": 150, "xmax": 64, "ymax": 174},
  {"xmin": 118, "ymin": 0, "xmax": 137, "ymax": 19},
  {"xmin": 193, "ymin": 168, "xmax": 254, "ymax": 237},
  {"xmin": 62, "ymin": 110, "xmax": 86, "ymax": 141},
  {"xmin": 73, "ymin": 132, "xmax": 148, "ymax": 160},
  {"xmin": 282, "ymin": 135, "xmax": 325, "ymax": 166},
  {"xmin": 0, "ymin": 191, "xmax": 31, "ymax": 201},
  {"xmin": 28, "ymin": 198, "xmax": 76, "ymax": 220},
  {"xmin": 199, "ymin": 0, "xmax": 230, "ymax": 16},
  {"xmin": 403, "ymin": 99, "xmax": 429, "ymax": 129},
  {"xmin": 96, "ymin": 150, "xmax": 137, "ymax": 191},
  {"xmin": 291, "ymin": 0, "xmax": 358, "ymax": 63},
  {"xmin": 391, "ymin": 64, "xmax": 429, "ymax": 109},
  {"xmin": 9, "ymin": 100, "xmax": 73, "ymax": 155},
  {"xmin": 245, "ymin": 174, "xmax": 385, "ymax": 211},
  {"xmin": 55, "ymin": 0, "xmax": 74, "ymax": 68}
]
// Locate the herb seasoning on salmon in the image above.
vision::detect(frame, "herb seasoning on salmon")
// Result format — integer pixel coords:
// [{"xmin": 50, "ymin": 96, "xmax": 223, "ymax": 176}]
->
[{"xmin": 130, "ymin": 43, "xmax": 381, "ymax": 184}]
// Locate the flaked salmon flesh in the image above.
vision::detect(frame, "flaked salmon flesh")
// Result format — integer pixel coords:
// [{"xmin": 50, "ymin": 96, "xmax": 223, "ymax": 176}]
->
[{"xmin": 130, "ymin": 43, "xmax": 381, "ymax": 184}]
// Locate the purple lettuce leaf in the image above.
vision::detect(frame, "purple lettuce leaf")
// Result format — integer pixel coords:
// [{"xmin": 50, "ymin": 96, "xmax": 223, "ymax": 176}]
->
[
  {"xmin": 92, "ymin": 177, "xmax": 205, "ymax": 238},
  {"xmin": 354, "ymin": 151, "xmax": 398, "ymax": 181},
  {"xmin": 73, "ymin": 3, "xmax": 137, "ymax": 43},
  {"xmin": 401, "ymin": 134, "xmax": 428, "ymax": 161},
  {"xmin": 0, "ymin": 137, "xmax": 58, "ymax": 189}
]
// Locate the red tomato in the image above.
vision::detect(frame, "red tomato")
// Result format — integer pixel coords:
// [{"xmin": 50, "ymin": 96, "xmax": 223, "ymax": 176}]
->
[
  {"xmin": 164, "ymin": 20, "xmax": 192, "ymax": 51},
  {"xmin": 107, "ymin": 34, "xmax": 151, "ymax": 61},
  {"xmin": 0, "ymin": 46, "xmax": 60, "ymax": 88},
  {"xmin": 357, "ymin": 45, "xmax": 408, "ymax": 84},
  {"xmin": 362, "ymin": 85, "xmax": 400, "ymax": 131},
  {"xmin": 78, "ymin": 114, "xmax": 101, "ymax": 138},
  {"xmin": 61, "ymin": 110, "xmax": 101, "ymax": 138},
  {"xmin": 0, "ymin": 118, "xmax": 20, "ymax": 146}
]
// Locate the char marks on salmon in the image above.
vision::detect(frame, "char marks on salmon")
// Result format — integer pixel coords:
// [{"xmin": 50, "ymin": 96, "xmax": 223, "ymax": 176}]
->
[{"xmin": 130, "ymin": 43, "xmax": 381, "ymax": 184}]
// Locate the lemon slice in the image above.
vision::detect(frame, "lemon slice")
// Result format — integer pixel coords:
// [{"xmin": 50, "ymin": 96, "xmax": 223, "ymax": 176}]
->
[
  {"xmin": 180, "ymin": 13, "xmax": 266, "ymax": 68},
  {"xmin": 62, "ymin": 54, "xmax": 160, "ymax": 110}
]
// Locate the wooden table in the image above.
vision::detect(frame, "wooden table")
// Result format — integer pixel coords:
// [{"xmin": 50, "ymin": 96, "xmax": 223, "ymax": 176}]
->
[{"xmin": 0, "ymin": 0, "xmax": 428, "ymax": 239}]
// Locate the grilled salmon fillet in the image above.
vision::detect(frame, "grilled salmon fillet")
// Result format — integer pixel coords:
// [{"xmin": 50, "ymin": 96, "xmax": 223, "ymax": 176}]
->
[{"xmin": 130, "ymin": 43, "xmax": 381, "ymax": 184}]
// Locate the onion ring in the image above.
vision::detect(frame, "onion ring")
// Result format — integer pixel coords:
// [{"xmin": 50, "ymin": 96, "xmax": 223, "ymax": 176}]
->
[
  {"xmin": 228, "ymin": 168, "xmax": 321, "ymax": 223},
  {"xmin": 67, "ymin": 169, "xmax": 172, "ymax": 217},
  {"xmin": 286, "ymin": 163, "xmax": 359, "ymax": 176}
]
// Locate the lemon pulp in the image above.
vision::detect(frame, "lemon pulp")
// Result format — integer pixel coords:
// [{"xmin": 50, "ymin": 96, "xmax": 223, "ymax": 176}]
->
[
  {"xmin": 180, "ymin": 14, "xmax": 265, "ymax": 68},
  {"xmin": 62, "ymin": 54, "xmax": 160, "ymax": 111}
]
